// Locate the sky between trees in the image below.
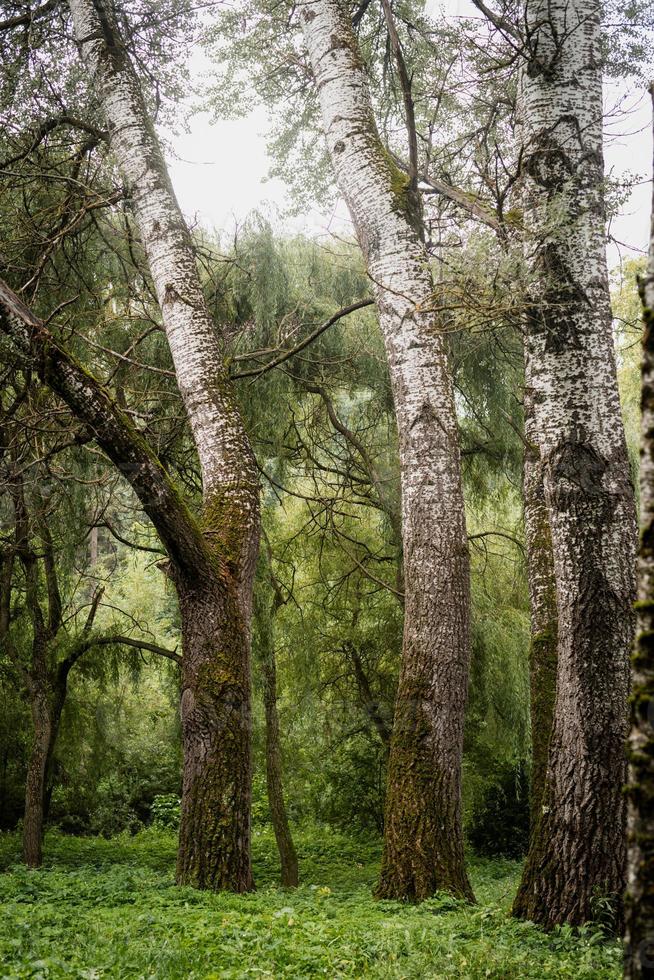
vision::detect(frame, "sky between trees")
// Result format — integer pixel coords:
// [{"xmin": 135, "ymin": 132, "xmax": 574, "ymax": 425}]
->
[{"xmin": 164, "ymin": 0, "xmax": 652, "ymax": 265}]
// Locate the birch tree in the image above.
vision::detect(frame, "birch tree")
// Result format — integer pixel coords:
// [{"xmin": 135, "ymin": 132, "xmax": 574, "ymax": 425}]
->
[
  {"xmin": 506, "ymin": 0, "xmax": 638, "ymax": 927},
  {"xmin": 0, "ymin": 0, "xmax": 262, "ymax": 891},
  {"xmin": 299, "ymin": 0, "xmax": 473, "ymax": 901},
  {"xmin": 624, "ymin": 85, "xmax": 654, "ymax": 980}
]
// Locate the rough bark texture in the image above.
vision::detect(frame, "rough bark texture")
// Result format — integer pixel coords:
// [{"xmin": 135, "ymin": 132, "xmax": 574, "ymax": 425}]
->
[
  {"xmin": 254, "ymin": 587, "xmax": 298, "ymax": 888},
  {"xmin": 623, "ymin": 88, "xmax": 654, "ymax": 980},
  {"xmin": 175, "ymin": 580, "xmax": 254, "ymax": 890},
  {"xmin": 523, "ymin": 392, "xmax": 558, "ymax": 830},
  {"xmin": 300, "ymin": 0, "xmax": 473, "ymax": 902},
  {"xmin": 512, "ymin": 0, "xmax": 637, "ymax": 928},
  {"xmin": 4, "ymin": 0, "xmax": 262, "ymax": 892},
  {"xmin": 23, "ymin": 676, "xmax": 65, "ymax": 868}
]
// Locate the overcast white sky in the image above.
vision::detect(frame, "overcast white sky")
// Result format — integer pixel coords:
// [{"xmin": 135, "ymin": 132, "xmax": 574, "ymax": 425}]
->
[{"xmin": 165, "ymin": 0, "xmax": 653, "ymax": 269}]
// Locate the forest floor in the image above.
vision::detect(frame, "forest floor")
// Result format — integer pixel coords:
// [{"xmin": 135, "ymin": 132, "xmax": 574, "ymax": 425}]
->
[{"xmin": 0, "ymin": 827, "xmax": 621, "ymax": 979}]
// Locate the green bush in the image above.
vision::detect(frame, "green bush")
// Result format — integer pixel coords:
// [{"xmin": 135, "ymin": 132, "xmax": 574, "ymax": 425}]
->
[
  {"xmin": 468, "ymin": 763, "xmax": 530, "ymax": 858},
  {"xmin": 151, "ymin": 794, "xmax": 181, "ymax": 829}
]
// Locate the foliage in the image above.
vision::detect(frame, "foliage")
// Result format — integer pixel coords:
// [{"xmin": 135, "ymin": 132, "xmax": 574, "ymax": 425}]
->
[
  {"xmin": 613, "ymin": 257, "xmax": 647, "ymax": 486},
  {"xmin": 151, "ymin": 795, "xmax": 181, "ymax": 830},
  {"xmin": 50, "ymin": 669, "xmax": 181, "ymax": 838},
  {"xmin": 468, "ymin": 763, "xmax": 530, "ymax": 860},
  {"xmin": 0, "ymin": 829, "xmax": 621, "ymax": 979}
]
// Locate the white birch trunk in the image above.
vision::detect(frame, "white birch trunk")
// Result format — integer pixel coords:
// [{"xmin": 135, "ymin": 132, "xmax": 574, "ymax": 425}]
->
[
  {"xmin": 512, "ymin": 0, "xmax": 637, "ymax": 927},
  {"xmin": 68, "ymin": 0, "xmax": 260, "ymax": 891},
  {"xmin": 299, "ymin": 0, "xmax": 473, "ymax": 901},
  {"xmin": 69, "ymin": 0, "xmax": 258, "ymax": 588}
]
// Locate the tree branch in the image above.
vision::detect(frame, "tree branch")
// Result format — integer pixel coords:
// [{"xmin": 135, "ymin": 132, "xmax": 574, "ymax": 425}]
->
[
  {"xmin": 232, "ymin": 299, "xmax": 374, "ymax": 380},
  {"xmin": 0, "ymin": 277, "xmax": 210, "ymax": 579},
  {"xmin": 381, "ymin": 0, "xmax": 419, "ymax": 191},
  {"xmin": 0, "ymin": 114, "xmax": 108, "ymax": 169},
  {"xmin": 0, "ymin": 0, "xmax": 59, "ymax": 31},
  {"xmin": 90, "ymin": 634, "xmax": 182, "ymax": 664},
  {"xmin": 469, "ymin": 0, "xmax": 521, "ymax": 42}
]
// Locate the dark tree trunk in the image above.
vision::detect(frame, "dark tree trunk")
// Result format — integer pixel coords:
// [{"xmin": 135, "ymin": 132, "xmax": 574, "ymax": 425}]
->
[
  {"xmin": 346, "ymin": 641, "xmax": 392, "ymax": 750},
  {"xmin": 23, "ymin": 692, "xmax": 52, "ymax": 868},
  {"xmin": 23, "ymin": 678, "xmax": 64, "ymax": 868},
  {"xmin": 623, "ymin": 91, "xmax": 654, "ymax": 980},
  {"xmin": 523, "ymin": 395, "xmax": 558, "ymax": 830},
  {"xmin": 175, "ymin": 576, "xmax": 255, "ymax": 892},
  {"xmin": 256, "ymin": 595, "xmax": 298, "ymax": 888}
]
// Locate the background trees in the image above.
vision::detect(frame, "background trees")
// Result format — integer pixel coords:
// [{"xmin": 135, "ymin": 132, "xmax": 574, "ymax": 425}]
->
[{"xmin": 0, "ymin": 0, "xmax": 651, "ymax": 947}]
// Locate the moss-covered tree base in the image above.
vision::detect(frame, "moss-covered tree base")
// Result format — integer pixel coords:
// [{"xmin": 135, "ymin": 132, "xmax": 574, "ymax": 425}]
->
[{"xmin": 175, "ymin": 578, "xmax": 255, "ymax": 893}]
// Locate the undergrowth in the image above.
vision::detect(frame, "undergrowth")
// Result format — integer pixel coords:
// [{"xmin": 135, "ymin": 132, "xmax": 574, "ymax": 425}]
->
[{"xmin": 0, "ymin": 827, "xmax": 621, "ymax": 978}]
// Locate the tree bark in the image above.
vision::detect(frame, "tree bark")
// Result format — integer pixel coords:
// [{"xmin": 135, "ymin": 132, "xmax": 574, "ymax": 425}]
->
[
  {"xmin": 512, "ymin": 0, "xmax": 637, "ymax": 928},
  {"xmin": 23, "ymin": 676, "xmax": 65, "ymax": 868},
  {"xmin": 0, "ymin": 0, "xmax": 261, "ymax": 891},
  {"xmin": 254, "ymin": 587, "xmax": 298, "ymax": 888},
  {"xmin": 175, "ymin": 580, "xmax": 254, "ymax": 890},
  {"xmin": 623, "ymin": 85, "xmax": 654, "ymax": 980},
  {"xmin": 67, "ymin": 0, "xmax": 261, "ymax": 891},
  {"xmin": 299, "ymin": 0, "xmax": 473, "ymax": 902},
  {"xmin": 523, "ymin": 392, "xmax": 558, "ymax": 830}
]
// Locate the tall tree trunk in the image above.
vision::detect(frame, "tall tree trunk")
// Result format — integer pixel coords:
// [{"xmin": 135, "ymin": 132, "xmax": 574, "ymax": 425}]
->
[
  {"xmin": 23, "ymin": 676, "xmax": 64, "ymax": 868},
  {"xmin": 175, "ymin": 580, "xmax": 254, "ymax": 890},
  {"xmin": 254, "ymin": 587, "xmax": 298, "ymax": 888},
  {"xmin": 623, "ymin": 87, "xmax": 654, "ymax": 980},
  {"xmin": 512, "ymin": 0, "xmax": 637, "ymax": 928},
  {"xmin": 300, "ymin": 0, "xmax": 473, "ymax": 902},
  {"xmin": 523, "ymin": 393, "xmax": 558, "ymax": 830},
  {"xmin": 23, "ymin": 688, "xmax": 54, "ymax": 868},
  {"xmin": 68, "ymin": 0, "xmax": 260, "ymax": 890}
]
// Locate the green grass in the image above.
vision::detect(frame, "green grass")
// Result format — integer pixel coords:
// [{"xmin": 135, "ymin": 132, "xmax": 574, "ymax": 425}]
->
[{"xmin": 0, "ymin": 827, "xmax": 621, "ymax": 978}]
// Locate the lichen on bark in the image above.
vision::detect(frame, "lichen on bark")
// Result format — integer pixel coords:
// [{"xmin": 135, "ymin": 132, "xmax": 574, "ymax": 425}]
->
[
  {"xmin": 299, "ymin": 0, "xmax": 473, "ymax": 902},
  {"xmin": 512, "ymin": 0, "xmax": 637, "ymax": 929}
]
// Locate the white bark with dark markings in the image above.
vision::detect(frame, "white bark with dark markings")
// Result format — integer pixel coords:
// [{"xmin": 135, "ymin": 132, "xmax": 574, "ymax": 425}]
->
[
  {"xmin": 299, "ymin": 0, "xmax": 473, "ymax": 901},
  {"xmin": 65, "ymin": 0, "xmax": 261, "ymax": 891},
  {"xmin": 512, "ymin": 0, "xmax": 637, "ymax": 928}
]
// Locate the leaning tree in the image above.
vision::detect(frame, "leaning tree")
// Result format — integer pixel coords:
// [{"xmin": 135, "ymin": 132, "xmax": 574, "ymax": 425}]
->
[{"xmin": 0, "ymin": 0, "xmax": 261, "ymax": 891}]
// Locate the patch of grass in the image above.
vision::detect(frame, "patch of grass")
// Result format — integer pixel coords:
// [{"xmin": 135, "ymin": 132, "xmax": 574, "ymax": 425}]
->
[{"xmin": 0, "ymin": 827, "xmax": 621, "ymax": 978}]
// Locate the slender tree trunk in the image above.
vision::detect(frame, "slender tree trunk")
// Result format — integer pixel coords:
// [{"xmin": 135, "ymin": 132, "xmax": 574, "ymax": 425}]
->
[
  {"xmin": 89, "ymin": 524, "xmax": 98, "ymax": 566},
  {"xmin": 623, "ymin": 87, "xmax": 654, "ymax": 980},
  {"xmin": 68, "ymin": 0, "xmax": 261, "ymax": 890},
  {"xmin": 300, "ymin": 0, "xmax": 473, "ymax": 902},
  {"xmin": 23, "ymin": 689, "xmax": 53, "ymax": 868},
  {"xmin": 523, "ymin": 394, "xmax": 558, "ymax": 829},
  {"xmin": 512, "ymin": 0, "xmax": 637, "ymax": 928},
  {"xmin": 23, "ymin": 677, "xmax": 64, "ymax": 868},
  {"xmin": 254, "ymin": 589, "xmax": 298, "ymax": 888},
  {"xmin": 345, "ymin": 642, "xmax": 392, "ymax": 750}
]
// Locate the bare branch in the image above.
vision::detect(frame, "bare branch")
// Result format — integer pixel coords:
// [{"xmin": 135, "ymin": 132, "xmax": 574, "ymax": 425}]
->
[{"xmin": 232, "ymin": 299, "xmax": 374, "ymax": 380}]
